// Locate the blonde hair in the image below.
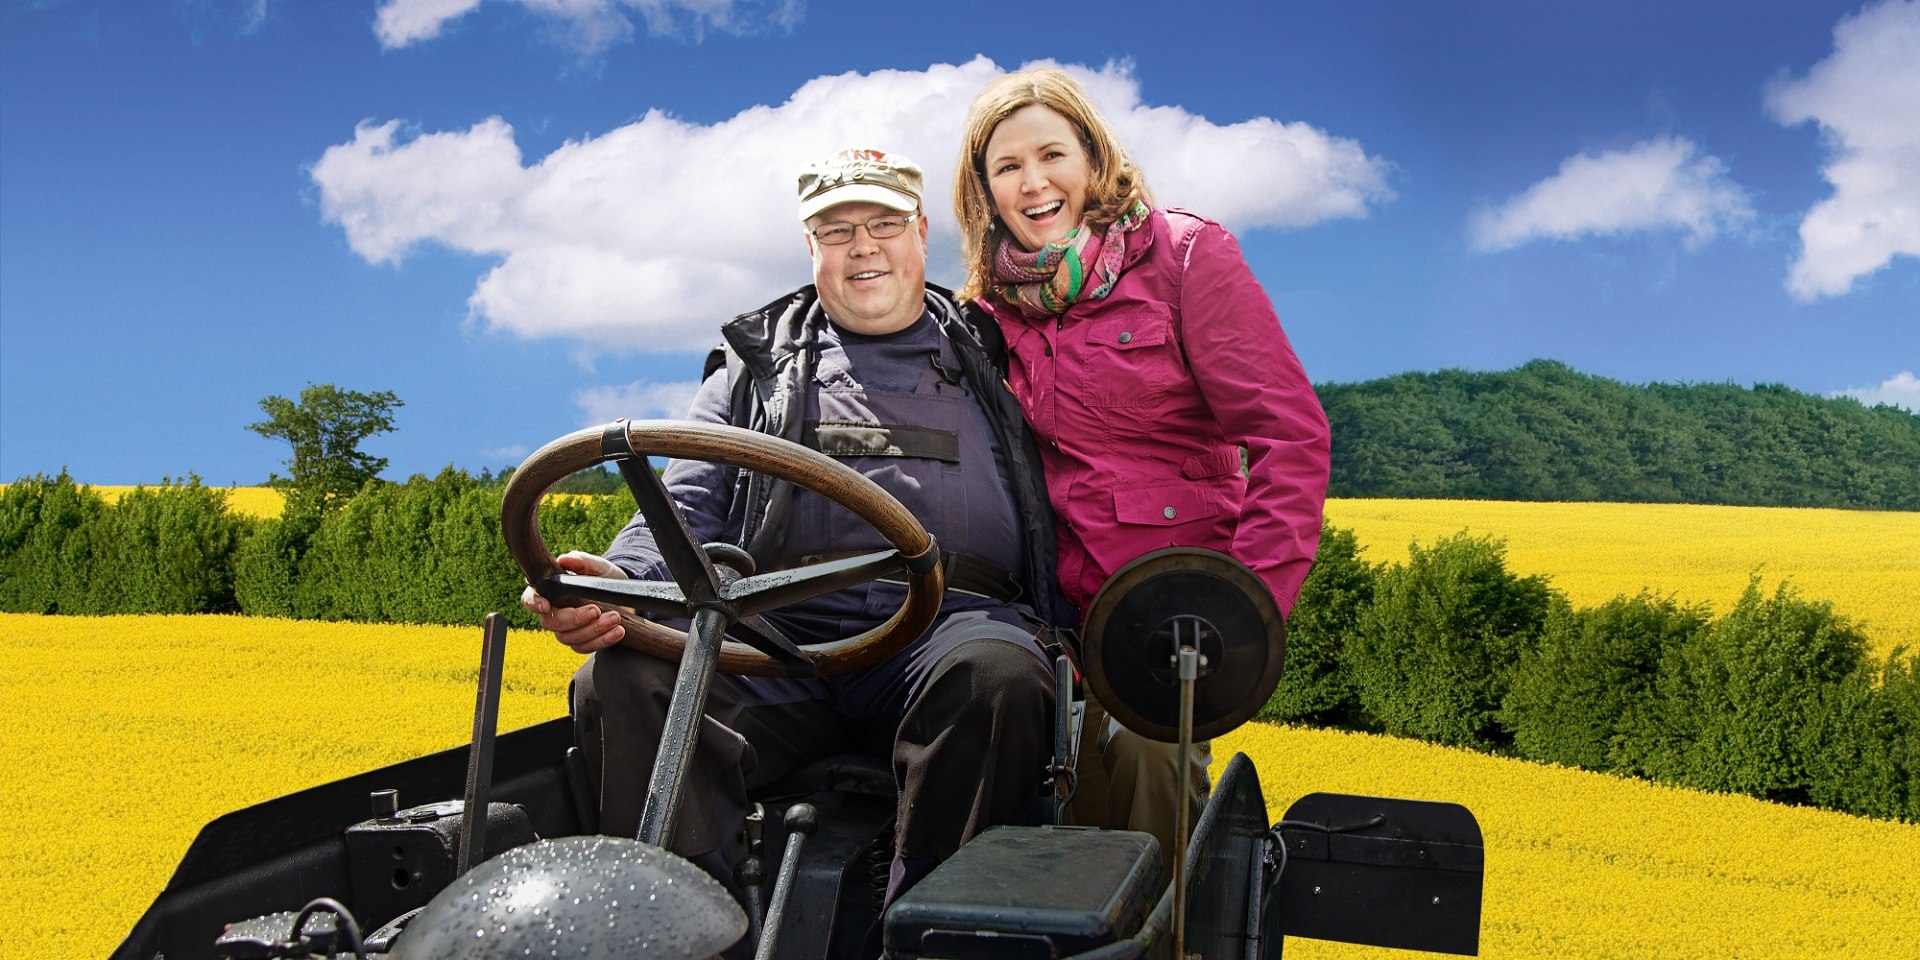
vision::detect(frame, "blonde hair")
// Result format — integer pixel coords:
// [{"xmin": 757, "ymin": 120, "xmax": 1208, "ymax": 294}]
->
[{"xmin": 952, "ymin": 67, "xmax": 1154, "ymax": 301}]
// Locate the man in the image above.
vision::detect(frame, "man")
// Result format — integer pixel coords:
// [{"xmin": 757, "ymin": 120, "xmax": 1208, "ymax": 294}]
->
[{"xmin": 521, "ymin": 148, "xmax": 1070, "ymax": 912}]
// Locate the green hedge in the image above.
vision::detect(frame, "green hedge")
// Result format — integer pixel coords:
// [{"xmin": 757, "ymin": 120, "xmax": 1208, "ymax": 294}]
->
[
  {"xmin": 0, "ymin": 471, "xmax": 105, "ymax": 613},
  {"xmin": 2, "ymin": 468, "xmax": 632, "ymax": 625},
  {"xmin": 1799, "ymin": 653, "xmax": 1915, "ymax": 820},
  {"xmin": 1344, "ymin": 533, "xmax": 1554, "ymax": 749},
  {"xmin": 1644, "ymin": 582, "xmax": 1871, "ymax": 802},
  {"xmin": 5, "ymin": 469, "xmax": 1914, "ymax": 821},
  {"xmin": 86, "ymin": 480, "xmax": 253, "ymax": 613},
  {"xmin": 1275, "ymin": 529, "xmax": 1916, "ymax": 821},
  {"xmin": 1259, "ymin": 522, "xmax": 1374, "ymax": 723},
  {"xmin": 1504, "ymin": 592, "xmax": 1711, "ymax": 775},
  {"xmin": 232, "ymin": 511, "xmax": 317, "ymax": 618},
  {"xmin": 231, "ymin": 468, "xmax": 632, "ymax": 628},
  {"xmin": 0, "ymin": 472, "xmax": 249, "ymax": 614}
]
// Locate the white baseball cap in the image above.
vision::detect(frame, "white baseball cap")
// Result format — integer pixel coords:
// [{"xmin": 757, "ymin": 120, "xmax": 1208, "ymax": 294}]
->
[{"xmin": 796, "ymin": 148, "xmax": 924, "ymax": 221}]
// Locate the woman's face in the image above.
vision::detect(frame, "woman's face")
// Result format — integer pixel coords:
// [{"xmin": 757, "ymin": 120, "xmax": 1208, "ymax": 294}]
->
[{"xmin": 984, "ymin": 104, "xmax": 1092, "ymax": 252}]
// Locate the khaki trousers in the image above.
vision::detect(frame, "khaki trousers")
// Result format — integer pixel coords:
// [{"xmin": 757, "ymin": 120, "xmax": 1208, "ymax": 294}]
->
[{"xmin": 1068, "ymin": 693, "xmax": 1213, "ymax": 876}]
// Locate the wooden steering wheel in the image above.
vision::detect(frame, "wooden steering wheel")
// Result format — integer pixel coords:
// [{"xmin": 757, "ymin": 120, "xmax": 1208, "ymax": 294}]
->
[{"xmin": 501, "ymin": 420, "xmax": 944, "ymax": 678}]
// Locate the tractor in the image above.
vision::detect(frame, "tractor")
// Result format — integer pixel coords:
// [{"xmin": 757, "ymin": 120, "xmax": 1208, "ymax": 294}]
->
[{"xmin": 115, "ymin": 420, "xmax": 1484, "ymax": 960}]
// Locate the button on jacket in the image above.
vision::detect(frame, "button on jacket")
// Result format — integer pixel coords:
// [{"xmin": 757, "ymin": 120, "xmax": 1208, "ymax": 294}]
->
[{"xmin": 980, "ymin": 208, "xmax": 1331, "ymax": 617}]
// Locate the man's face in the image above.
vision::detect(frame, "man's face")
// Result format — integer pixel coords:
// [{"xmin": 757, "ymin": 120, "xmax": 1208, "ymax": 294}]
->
[{"xmin": 807, "ymin": 200, "xmax": 929, "ymax": 336}]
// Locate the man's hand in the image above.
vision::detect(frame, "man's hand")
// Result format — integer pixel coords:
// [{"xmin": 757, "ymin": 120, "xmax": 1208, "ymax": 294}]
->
[{"xmin": 519, "ymin": 551, "xmax": 629, "ymax": 655}]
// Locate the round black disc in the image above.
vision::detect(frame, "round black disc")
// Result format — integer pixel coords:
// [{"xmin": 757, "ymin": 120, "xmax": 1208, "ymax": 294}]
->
[{"xmin": 1081, "ymin": 547, "xmax": 1286, "ymax": 743}]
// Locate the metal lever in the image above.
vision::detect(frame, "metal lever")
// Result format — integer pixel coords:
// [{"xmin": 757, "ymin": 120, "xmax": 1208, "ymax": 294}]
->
[
  {"xmin": 458, "ymin": 612, "xmax": 509, "ymax": 875},
  {"xmin": 1173, "ymin": 643, "xmax": 1201, "ymax": 960},
  {"xmin": 754, "ymin": 803, "xmax": 819, "ymax": 960},
  {"xmin": 738, "ymin": 803, "xmax": 767, "ymax": 946},
  {"xmin": 635, "ymin": 547, "xmax": 756, "ymax": 847},
  {"xmin": 1051, "ymin": 653, "xmax": 1075, "ymax": 825}
]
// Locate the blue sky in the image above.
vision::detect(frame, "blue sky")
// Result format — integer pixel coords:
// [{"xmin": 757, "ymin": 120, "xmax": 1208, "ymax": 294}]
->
[{"xmin": 2, "ymin": 0, "xmax": 1915, "ymax": 486}]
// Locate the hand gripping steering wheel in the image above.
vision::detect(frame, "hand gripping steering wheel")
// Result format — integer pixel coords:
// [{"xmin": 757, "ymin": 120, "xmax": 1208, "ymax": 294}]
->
[{"xmin": 501, "ymin": 420, "xmax": 945, "ymax": 678}]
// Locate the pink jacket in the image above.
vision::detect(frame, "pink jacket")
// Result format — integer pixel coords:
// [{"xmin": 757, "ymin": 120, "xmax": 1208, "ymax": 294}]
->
[{"xmin": 982, "ymin": 209, "xmax": 1330, "ymax": 618}]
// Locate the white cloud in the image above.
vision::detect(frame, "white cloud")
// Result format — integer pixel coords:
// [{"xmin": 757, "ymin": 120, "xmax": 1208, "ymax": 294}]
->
[
  {"xmin": 1468, "ymin": 137, "xmax": 1754, "ymax": 252},
  {"xmin": 575, "ymin": 380, "xmax": 704, "ymax": 424},
  {"xmin": 372, "ymin": 0, "xmax": 801, "ymax": 52},
  {"xmin": 1832, "ymin": 370, "xmax": 1920, "ymax": 413},
  {"xmin": 174, "ymin": 0, "xmax": 274, "ymax": 39},
  {"xmin": 1061, "ymin": 65, "xmax": 1394, "ymax": 230},
  {"xmin": 240, "ymin": 0, "xmax": 269, "ymax": 33},
  {"xmin": 1766, "ymin": 0, "xmax": 1920, "ymax": 301},
  {"xmin": 310, "ymin": 57, "xmax": 1393, "ymax": 353},
  {"xmin": 375, "ymin": 0, "xmax": 485, "ymax": 49}
]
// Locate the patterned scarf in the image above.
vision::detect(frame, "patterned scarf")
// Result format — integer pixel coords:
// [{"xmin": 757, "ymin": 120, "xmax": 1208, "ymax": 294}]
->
[{"xmin": 992, "ymin": 200, "xmax": 1151, "ymax": 319}]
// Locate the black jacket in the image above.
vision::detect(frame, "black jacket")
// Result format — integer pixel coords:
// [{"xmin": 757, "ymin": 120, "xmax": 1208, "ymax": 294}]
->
[{"xmin": 703, "ymin": 282, "xmax": 1075, "ymax": 633}]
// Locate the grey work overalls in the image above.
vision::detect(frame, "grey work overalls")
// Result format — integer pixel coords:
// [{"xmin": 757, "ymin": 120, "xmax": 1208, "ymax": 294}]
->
[{"xmin": 572, "ymin": 313, "xmax": 1055, "ymax": 920}]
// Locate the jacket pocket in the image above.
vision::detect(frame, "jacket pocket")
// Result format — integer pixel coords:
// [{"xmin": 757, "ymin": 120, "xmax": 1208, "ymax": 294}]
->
[
  {"xmin": 1082, "ymin": 308, "xmax": 1177, "ymax": 407},
  {"xmin": 1181, "ymin": 448, "xmax": 1244, "ymax": 480},
  {"xmin": 1078, "ymin": 480, "xmax": 1227, "ymax": 580},
  {"xmin": 1112, "ymin": 480, "xmax": 1220, "ymax": 527}
]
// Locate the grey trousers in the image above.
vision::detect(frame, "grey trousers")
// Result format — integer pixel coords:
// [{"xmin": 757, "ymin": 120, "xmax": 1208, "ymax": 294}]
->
[{"xmin": 569, "ymin": 608, "xmax": 1054, "ymax": 906}]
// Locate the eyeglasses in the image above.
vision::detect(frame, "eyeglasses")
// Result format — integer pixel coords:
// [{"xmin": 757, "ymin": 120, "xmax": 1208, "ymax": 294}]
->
[{"xmin": 808, "ymin": 212, "xmax": 919, "ymax": 245}]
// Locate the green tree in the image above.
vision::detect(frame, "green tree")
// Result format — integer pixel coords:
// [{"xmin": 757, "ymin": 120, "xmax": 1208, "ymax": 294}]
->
[
  {"xmin": 248, "ymin": 383, "xmax": 403, "ymax": 516},
  {"xmin": 0, "ymin": 470, "xmax": 106, "ymax": 612},
  {"xmin": 1643, "ymin": 580, "xmax": 1869, "ymax": 804},
  {"xmin": 1345, "ymin": 533, "xmax": 1554, "ymax": 749},
  {"xmin": 1503, "ymin": 592, "xmax": 1710, "ymax": 774},
  {"xmin": 1317, "ymin": 360, "xmax": 1920, "ymax": 509},
  {"xmin": 1260, "ymin": 522, "xmax": 1377, "ymax": 723}
]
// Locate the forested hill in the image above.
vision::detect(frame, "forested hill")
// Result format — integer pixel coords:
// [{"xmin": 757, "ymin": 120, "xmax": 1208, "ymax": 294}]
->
[{"xmin": 1318, "ymin": 359, "xmax": 1920, "ymax": 510}]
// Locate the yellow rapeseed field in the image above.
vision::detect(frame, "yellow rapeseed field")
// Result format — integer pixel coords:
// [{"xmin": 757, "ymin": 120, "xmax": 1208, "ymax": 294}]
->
[
  {"xmin": 109, "ymin": 483, "xmax": 287, "ymax": 519},
  {"xmin": 212, "ymin": 485, "xmax": 286, "ymax": 519},
  {"xmin": 1220, "ymin": 723, "xmax": 1919, "ymax": 960},
  {"xmin": 3, "ymin": 613, "xmax": 1914, "ymax": 960},
  {"xmin": 0, "ymin": 612, "xmax": 581, "ymax": 959},
  {"xmin": 1324, "ymin": 499, "xmax": 1919, "ymax": 661},
  {"xmin": 0, "ymin": 482, "xmax": 288, "ymax": 519}
]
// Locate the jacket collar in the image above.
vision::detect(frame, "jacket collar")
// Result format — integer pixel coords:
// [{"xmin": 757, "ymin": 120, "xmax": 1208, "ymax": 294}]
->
[
  {"xmin": 1119, "ymin": 206, "xmax": 1163, "ymax": 273},
  {"xmin": 720, "ymin": 282, "xmax": 972, "ymax": 381}
]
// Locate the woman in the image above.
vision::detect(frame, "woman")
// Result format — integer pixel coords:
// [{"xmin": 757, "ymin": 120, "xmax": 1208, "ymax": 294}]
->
[{"xmin": 953, "ymin": 68, "xmax": 1331, "ymax": 862}]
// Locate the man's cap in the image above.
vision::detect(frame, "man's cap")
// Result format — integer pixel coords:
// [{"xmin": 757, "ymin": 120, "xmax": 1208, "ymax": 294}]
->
[{"xmin": 797, "ymin": 148, "xmax": 923, "ymax": 221}]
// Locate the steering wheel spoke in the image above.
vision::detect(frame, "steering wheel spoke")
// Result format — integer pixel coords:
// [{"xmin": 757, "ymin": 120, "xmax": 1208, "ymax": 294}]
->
[
  {"xmin": 726, "ymin": 615, "xmax": 818, "ymax": 678},
  {"xmin": 540, "ymin": 573, "xmax": 692, "ymax": 620},
  {"xmin": 606, "ymin": 430, "xmax": 725, "ymax": 604},
  {"xmin": 726, "ymin": 550, "xmax": 907, "ymax": 619}
]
